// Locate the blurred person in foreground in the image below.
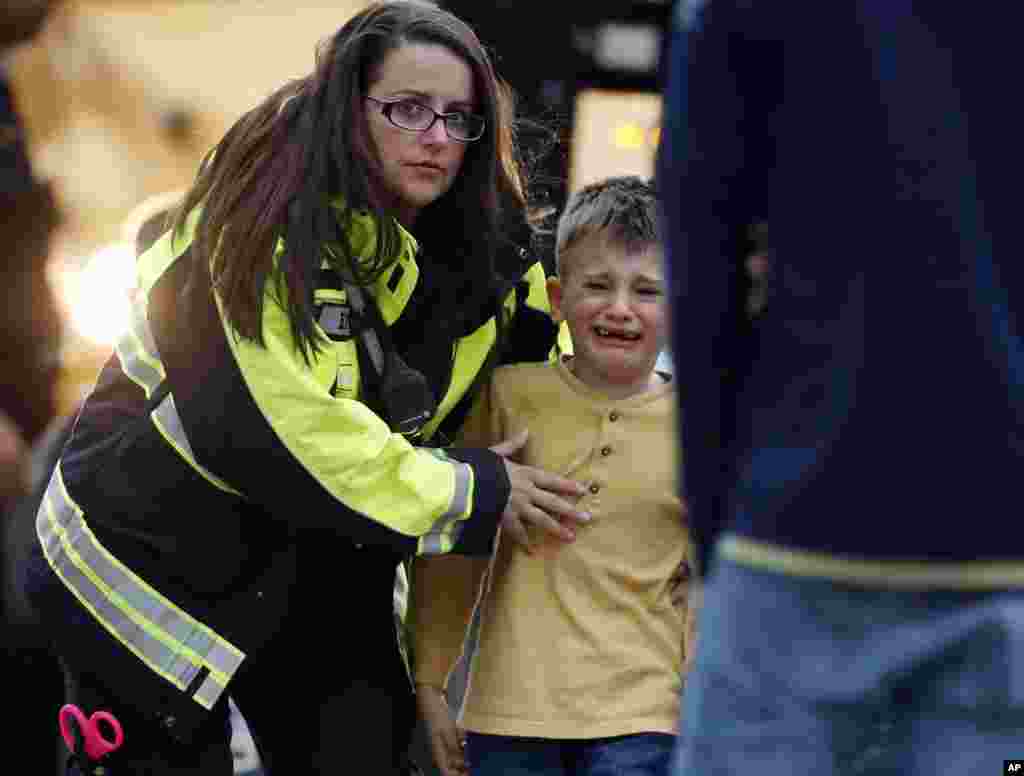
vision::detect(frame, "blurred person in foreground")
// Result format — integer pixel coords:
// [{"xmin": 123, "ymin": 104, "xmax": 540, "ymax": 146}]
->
[
  {"xmin": 660, "ymin": 2, "xmax": 1024, "ymax": 775},
  {"xmin": 16, "ymin": 1, "xmax": 590, "ymax": 773},
  {"xmin": 413, "ymin": 176, "xmax": 694, "ymax": 776}
]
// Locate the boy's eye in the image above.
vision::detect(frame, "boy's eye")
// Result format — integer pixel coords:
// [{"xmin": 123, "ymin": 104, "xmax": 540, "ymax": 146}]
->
[
  {"xmin": 584, "ymin": 282, "xmax": 608, "ymax": 290},
  {"xmin": 638, "ymin": 287, "xmax": 662, "ymax": 296}
]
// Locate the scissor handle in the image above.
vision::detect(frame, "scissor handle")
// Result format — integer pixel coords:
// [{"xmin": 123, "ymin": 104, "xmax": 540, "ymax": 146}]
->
[{"xmin": 59, "ymin": 704, "xmax": 124, "ymax": 761}]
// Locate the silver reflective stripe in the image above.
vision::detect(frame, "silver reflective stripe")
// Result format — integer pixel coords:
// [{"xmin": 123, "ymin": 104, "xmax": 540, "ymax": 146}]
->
[
  {"xmin": 150, "ymin": 394, "xmax": 241, "ymax": 496},
  {"xmin": 194, "ymin": 672, "xmax": 230, "ymax": 710},
  {"xmin": 417, "ymin": 459, "xmax": 472, "ymax": 555},
  {"xmin": 36, "ymin": 465, "xmax": 245, "ymax": 710},
  {"xmin": 116, "ymin": 296, "xmax": 165, "ymax": 397},
  {"xmin": 118, "ymin": 293, "xmax": 241, "ymax": 497},
  {"xmin": 344, "ymin": 282, "xmax": 386, "ymax": 373}
]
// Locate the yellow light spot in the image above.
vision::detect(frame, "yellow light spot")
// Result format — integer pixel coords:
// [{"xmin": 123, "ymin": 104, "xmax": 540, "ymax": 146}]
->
[
  {"xmin": 648, "ymin": 126, "xmax": 661, "ymax": 148},
  {"xmin": 613, "ymin": 122, "xmax": 647, "ymax": 150}
]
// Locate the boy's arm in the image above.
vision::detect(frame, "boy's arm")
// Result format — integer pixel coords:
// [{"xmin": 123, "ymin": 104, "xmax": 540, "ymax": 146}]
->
[
  {"xmin": 671, "ymin": 519, "xmax": 699, "ymax": 674},
  {"xmin": 669, "ymin": 557, "xmax": 699, "ymax": 675},
  {"xmin": 409, "ymin": 377, "xmax": 508, "ymax": 687},
  {"xmin": 410, "ymin": 550, "xmax": 488, "ymax": 776},
  {"xmin": 409, "ymin": 554, "xmax": 491, "ymax": 690},
  {"xmin": 410, "ymin": 380, "xmax": 509, "ymax": 775}
]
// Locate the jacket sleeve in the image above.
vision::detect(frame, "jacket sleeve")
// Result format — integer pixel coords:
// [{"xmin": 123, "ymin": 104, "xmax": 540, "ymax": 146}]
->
[
  {"xmin": 409, "ymin": 368, "xmax": 510, "ymax": 685},
  {"xmin": 143, "ymin": 229, "xmax": 508, "ymax": 558},
  {"xmin": 224, "ymin": 278, "xmax": 508, "ymax": 556}
]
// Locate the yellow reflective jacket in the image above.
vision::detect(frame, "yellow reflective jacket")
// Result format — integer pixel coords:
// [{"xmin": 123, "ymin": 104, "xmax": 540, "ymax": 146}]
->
[{"xmin": 32, "ymin": 206, "xmax": 557, "ymax": 742}]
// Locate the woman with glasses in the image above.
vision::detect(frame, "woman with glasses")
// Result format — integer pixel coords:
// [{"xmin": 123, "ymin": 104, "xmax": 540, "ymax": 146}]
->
[{"xmin": 18, "ymin": 2, "xmax": 591, "ymax": 774}]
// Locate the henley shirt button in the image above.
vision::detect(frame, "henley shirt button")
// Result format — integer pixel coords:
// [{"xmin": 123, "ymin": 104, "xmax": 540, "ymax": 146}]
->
[
  {"xmin": 162, "ymin": 715, "xmax": 177, "ymax": 730},
  {"xmin": 589, "ymin": 483, "xmax": 601, "ymax": 494},
  {"xmin": 608, "ymin": 411, "xmax": 620, "ymax": 422},
  {"xmin": 600, "ymin": 446, "xmax": 612, "ymax": 456},
  {"xmin": 256, "ymin": 591, "xmax": 264, "ymax": 599}
]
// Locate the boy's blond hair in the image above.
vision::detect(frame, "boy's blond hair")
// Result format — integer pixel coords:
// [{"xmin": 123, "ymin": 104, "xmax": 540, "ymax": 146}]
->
[{"xmin": 555, "ymin": 176, "xmax": 660, "ymax": 277}]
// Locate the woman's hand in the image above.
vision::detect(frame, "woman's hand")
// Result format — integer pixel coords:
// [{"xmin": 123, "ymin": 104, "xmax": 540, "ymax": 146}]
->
[
  {"xmin": 490, "ymin": 430, "xmax": 590, "ymax": 553},
  {"xmin": 416, "ymin": 684, "xmax": 467, "ymax": 776}
]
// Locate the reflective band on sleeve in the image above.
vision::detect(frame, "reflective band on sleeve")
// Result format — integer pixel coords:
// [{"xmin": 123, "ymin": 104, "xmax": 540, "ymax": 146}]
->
[
  {"xmin": 416, "ymin": 458, "xmax": 473, "ymax": 556},
  {"xmin": 116, "ymin": 296, "xmax": 166, "ymax": 397},
  {"xmin": 117, "ymin": 292, "xmax": 242, "ymax": 497},
  {"xmin": 35, "ymin": 465, "xmax": 244, "ymax": 710},
  {"xmin": 193, "ymin": 671, "xmax": 230, "ymax": 710},
  {"xmin": 150, "ymin": 394, "xmax": 241, "ymax": 497}
]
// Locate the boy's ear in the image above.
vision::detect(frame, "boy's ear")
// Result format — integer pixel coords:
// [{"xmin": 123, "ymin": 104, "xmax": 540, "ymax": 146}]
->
[{"xmin": 546, "ymin": 276, "xmax": 564, "ymax": 322}]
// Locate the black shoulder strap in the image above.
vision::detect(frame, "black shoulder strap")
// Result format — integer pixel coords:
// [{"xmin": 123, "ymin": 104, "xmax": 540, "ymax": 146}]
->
[
  {"xmin": 342, "ymin": 281, "xmax": 388, "ymax": 378},
  {"xmin": 317, "ymin": 268, "xmax": 437, "ymax": 439}
]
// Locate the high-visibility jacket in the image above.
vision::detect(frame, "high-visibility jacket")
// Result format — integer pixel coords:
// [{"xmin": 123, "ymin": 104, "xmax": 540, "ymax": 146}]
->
[{"xmin": 30, "ymin": 207, "xmax": 556, "ymax": 743}]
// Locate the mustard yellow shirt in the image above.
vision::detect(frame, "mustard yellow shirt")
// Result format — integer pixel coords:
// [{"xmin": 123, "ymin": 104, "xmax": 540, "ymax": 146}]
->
[{"xmin": 411, "ymin": 356, "xmax": 690, "ymax": 739}]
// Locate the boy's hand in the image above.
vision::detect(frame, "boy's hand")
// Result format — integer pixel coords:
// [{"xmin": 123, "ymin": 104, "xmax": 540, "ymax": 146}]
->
[
  {"xmin": 491, "ymin": 430, "xmax": 591, "ymax": 553},
  {"xmin": 416, "ymin": 684, "xmax": 468, "ymax": 776},
  {"xmin": 669, "ymin": 558, "xmax": 691, "ymax": 610}
]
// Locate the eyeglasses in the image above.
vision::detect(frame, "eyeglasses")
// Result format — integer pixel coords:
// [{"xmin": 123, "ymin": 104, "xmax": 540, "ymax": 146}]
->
[{"xmin": 366, "ymin": 97, "xmax": 486, "ymax": 143}]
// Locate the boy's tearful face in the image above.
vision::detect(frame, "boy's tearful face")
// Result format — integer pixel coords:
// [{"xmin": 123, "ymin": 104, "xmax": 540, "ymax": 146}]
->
[{"xmin": 549, "ymin": 233, "xmax": 667, "ymax": 398}]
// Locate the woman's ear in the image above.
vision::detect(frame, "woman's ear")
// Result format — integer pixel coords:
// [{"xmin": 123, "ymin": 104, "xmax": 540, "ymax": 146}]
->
[{"xmin": 546, "ymin": 276, "xmax": 564, "ymax": 322}]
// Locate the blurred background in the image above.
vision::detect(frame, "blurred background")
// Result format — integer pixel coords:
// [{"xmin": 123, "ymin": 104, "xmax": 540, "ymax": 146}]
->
[{"xmin": 7, "ymin": 0, "xmax": 668, "ymax": 418}]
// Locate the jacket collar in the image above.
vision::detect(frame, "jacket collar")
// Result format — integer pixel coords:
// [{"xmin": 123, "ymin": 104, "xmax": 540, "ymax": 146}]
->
[
  {"xmin": 493, "ymin": 211, "xmax": 540, "ymax": 296},
  {"xmin": 331, "ymin": 200, "xmax": 540, "ymax": 325},
  {"xmin": 332, "ymin": 204, "xmax": 419, "ymax": 326}
]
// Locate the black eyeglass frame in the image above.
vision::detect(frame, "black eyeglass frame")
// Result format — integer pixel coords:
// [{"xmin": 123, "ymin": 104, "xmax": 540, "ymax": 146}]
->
[{"xmin": 365, "ymin": 96, "xmax": 486, "ymax": 143}]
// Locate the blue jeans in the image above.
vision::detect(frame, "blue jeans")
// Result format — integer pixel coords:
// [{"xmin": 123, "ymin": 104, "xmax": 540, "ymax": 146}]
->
[
  {"xmin": 673, "ymin": 554, "xmax": 1024, "ymax": 775},
  {"xmin": 466, "ymin": 732, "xmax": 675, "ymax": 776}
]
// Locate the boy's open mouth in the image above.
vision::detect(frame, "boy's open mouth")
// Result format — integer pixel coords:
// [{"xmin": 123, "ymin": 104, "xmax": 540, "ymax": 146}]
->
[{"xmin": 595, "ymin": 326, "xmax": 641, "ymax": 341}]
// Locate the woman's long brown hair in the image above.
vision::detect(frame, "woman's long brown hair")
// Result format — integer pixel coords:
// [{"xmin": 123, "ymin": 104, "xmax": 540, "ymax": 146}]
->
[{"xmin": 172, "ymin": 0, "xmax": 529, "ymax": 361}]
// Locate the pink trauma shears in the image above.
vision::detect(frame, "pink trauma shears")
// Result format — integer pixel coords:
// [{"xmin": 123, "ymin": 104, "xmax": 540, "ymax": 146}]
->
[{"xmin": 59, "ymin": 703, "xmax": 124, "ymax": 762}]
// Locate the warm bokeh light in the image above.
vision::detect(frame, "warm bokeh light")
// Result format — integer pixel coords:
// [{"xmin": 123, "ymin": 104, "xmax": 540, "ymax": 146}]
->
[
  {"xmin": 60, "ymin": 243, "xmax": 137, "ymax": 348},
  {"xmin": 571, "ymin": 90, "xmax": 662, "ymax": 191},
  {"xmin": 613, "ymin": 122, "xmax": 648, "ymax": 151}
]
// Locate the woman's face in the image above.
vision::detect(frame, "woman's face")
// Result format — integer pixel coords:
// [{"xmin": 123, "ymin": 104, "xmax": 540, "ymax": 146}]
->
[{"xmin": 364, "ymin": 42, "xmax": 477, "ymax": 227}]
